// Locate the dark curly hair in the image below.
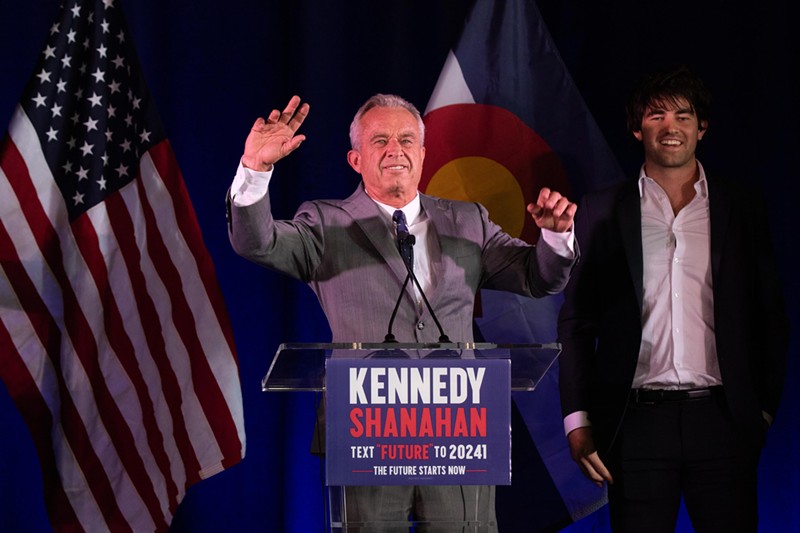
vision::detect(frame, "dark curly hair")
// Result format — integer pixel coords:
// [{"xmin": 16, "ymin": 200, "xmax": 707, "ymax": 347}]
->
[{"xmin": 626, "ymin": 64, "xmax": 711, "ymax": 133}]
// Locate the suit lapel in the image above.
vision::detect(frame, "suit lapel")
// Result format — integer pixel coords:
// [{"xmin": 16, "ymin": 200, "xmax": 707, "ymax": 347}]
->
[
  {"xmin": 707, "ymin": 177, "xmax": 729, "ymax": 289},
  {"xmin": 340, "ymin": 186, "xmax": 463, "ymax": 310},
  {"xmin": 419, "ymin": 194, "xmax": 454, "ymax": 308},
  {"xmin": 616, "ymin": 182, "xmax": 645, "ymax": 313},
  {"xmin": 341, "ymin": 183, "xmax": 416, "ymax": 297}
]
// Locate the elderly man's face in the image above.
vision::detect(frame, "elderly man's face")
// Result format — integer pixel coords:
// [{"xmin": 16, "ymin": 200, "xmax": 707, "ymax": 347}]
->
[{"xmin": 347, "ymin": 106, "xmax": 425, "ymax": 208}]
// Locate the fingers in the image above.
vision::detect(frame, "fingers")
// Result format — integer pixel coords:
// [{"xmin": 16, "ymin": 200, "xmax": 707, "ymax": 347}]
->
[
  {"xmin": 567, "ymin": 427, "xmax": 612, "ymax": 487},
  {"xmin": 280, "ymin": 95, "xmax": 302, "ymax": 122},
  {"xmin": 251, "ymin": 117, "xmax": 267, "ymax": 131},
  {"xmin": 266, "ymin": 96, "xmax": 309, "ymax": 131},
  {"xmin": 282, "ymin": 133, "xmax": 307, "ymax": 156},
  {"xmin": 537, "ymin": 187, "xmax": 572, "ymax": 218},
  {"xmin": 578, "ymin": 458, "xmax": 604, "ymax": 487},
  {"xmin": 287, "ymin": 99, "xmax": 310, "ymax": 131},
  {"xmin": 266, "ymin": 108, "xmax": 281, "ymax": 124},
  {"xmin": 582, "ymin": 451, "xmax": 613, "ymax": 487},
  {"xmin": 527, "ymin": 187, "xmax": 577, "ymax": 232},
  {"xmin": 563, "ymin": 201, "xmax": 577, "ymax": 221},
  {"xmin": 243, "ymin": 97, "xmax": 309, "ymax": 170}
]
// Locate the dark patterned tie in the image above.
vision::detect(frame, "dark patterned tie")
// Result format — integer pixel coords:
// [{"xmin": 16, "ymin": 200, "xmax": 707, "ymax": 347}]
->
[{"xmin": 392, "ymin": 209, "xmax": 414, "ymax": 271}]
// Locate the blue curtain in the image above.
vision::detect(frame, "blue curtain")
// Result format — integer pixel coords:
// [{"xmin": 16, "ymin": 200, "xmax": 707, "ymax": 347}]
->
[{"xmin": 1, "ymin": 1, "xmax": 797, "ymax": 531}]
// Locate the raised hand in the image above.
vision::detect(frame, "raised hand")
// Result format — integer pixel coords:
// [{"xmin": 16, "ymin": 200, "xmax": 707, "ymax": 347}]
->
[
  {"xmin": 241, "ymin": 95, "xmax": 310, "ymax": 172},
  {"xmin": 527, "ymin": 187, "xmax": 577, "ymax": 233}
]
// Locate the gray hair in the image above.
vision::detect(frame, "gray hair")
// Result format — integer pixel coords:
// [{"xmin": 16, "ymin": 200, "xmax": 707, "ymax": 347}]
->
[{"xmin": 348, "ymin": 94, "xmax": 426, "ymax": 150}]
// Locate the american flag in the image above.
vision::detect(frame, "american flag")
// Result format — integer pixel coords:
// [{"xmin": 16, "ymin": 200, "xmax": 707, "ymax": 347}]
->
[{"xmin": 0, "ymin": 1, "xmax": 245, "ymax": 531}]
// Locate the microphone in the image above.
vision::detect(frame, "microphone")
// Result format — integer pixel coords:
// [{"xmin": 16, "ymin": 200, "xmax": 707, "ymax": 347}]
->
[
  {"xmin": 384, "ymin": 211, "xmax": 450, "ymax": 343},
  {"xmin": 383, "ymin": 272, "xmax": 412, "ymax": 343},
  {"xmin": 393, "ymin": 210, "xmax": 415, "ymax": 271}
]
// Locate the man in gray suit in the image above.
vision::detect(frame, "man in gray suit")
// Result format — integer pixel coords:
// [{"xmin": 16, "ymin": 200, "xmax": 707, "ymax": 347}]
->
[{"xmin": 228, "ymin": 93, "xmax": 578, "ymax": 531}]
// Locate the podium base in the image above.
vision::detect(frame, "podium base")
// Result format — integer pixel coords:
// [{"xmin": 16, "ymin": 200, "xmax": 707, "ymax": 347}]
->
[{"xmin": 327, "ymin": 485, "xmax": 498, "ymax": 532}]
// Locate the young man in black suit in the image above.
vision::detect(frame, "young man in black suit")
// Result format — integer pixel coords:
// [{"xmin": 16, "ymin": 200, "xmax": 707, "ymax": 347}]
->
[{"xmin": 558, "ymin": 65, "xmax": 789, "ymax": 532}]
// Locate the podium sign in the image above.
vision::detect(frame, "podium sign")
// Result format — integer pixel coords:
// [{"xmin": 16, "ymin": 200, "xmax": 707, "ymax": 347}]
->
[
  {"xmin": 325, "ymin": 357, "xmax": 511, "ymax": 486},
  {"xmin": 262, "ymin": 342, "xmax": 560, "ymax": 531}
]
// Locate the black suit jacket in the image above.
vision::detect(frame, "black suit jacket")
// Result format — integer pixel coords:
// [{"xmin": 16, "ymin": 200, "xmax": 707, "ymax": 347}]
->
[{"xmin": 557, "ymin": 175, "xmax": 789, "ymax": 453}]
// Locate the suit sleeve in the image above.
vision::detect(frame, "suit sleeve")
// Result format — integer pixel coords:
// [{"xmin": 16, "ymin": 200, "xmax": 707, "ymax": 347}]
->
[
  {"xmin": 747, "ymin": 193, "xmax": 790, "ymax": 419},
  {"xmin": 557, "ymin": 194, "xmax": 599, "ymax": 418},
  {"xmin": 477, "ymin": 202, "xmax": 579, "ymax": 297},
  {"xmin": 228, "ymin": 184, "xmax": 325, "ymax": 283}
]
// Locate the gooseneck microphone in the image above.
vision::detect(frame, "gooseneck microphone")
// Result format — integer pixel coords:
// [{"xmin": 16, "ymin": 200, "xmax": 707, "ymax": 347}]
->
[{"xmin": 384, "ymin": 210, "xmax": 450, "ymax": 343}]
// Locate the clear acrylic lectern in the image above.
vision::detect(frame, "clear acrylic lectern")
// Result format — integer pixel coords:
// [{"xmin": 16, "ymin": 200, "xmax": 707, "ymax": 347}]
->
[{"xmin": 262, "ymin": 342, "xmax": 560, "ymax": 532}]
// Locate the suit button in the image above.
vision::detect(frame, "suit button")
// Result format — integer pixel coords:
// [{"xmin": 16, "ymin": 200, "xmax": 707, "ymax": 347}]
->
[{"xmin": 417, "ymin": 322, "xmax": 425, "ymax": 330}]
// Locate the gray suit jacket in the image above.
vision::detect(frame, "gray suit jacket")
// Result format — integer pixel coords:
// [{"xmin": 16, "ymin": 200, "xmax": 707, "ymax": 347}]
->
[{"xmin": 229, "ymin": 181, "xmax": 577, "ymax": 344}]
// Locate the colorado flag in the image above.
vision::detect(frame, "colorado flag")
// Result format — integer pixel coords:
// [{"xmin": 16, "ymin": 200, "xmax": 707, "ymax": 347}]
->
[{"xmin": 422, "ymin": 0, "xmax": 624, "ymax": 530}]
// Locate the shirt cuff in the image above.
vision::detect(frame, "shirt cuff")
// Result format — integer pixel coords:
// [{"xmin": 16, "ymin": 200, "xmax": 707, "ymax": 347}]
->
[
  {"xmin": 563, "ymin": 410, "xmax": 591, "ymax": 436},
  {"xmin": 231, "ymin": 160, "xmax": 273, "ymax": 207},
  {"xmin": 540, "ymin": 227, "xmax": 576, "ymax": 259}
]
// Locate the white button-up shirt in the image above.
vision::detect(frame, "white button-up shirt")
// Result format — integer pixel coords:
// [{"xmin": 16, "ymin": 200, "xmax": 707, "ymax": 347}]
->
[
  {"xmin": 634, "ymin": 163, "xmax": 722, "ymax": 389},
  {"xmin": 563, "ymin": 162, "xmax": 722, "ymax": 436}
]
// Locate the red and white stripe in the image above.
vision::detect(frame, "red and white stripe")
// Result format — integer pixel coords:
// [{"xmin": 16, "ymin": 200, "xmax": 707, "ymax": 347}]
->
[{"xmin": 0, "ymin": 105, "xmax": 244, "ymax": 532}]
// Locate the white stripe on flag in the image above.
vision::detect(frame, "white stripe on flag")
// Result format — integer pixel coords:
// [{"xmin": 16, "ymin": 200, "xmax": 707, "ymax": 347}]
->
[
  {"xmin": 425, "ymin": 51, "xmax": 475, "ymax": 114},
  {"xmin": 139, "ymin": 152, "xmax": 242, "ymax": 461},
  {"xmin": 5, "ymin": 110, "xmax": 163, "ymax": 530},
  {"xmin": 0, "ymin": 1, "xmax": 245, "ymax": 528}
]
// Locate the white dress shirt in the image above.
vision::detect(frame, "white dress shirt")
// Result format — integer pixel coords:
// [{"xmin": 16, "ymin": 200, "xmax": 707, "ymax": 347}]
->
[
  {"xmin": 372, "ymin": 195, "xmax": 436, "ymax": 302},
  {"xmin": 564, "ymin": 162, "xmax": 721, "ymax": 436},
  {"xmin": 635, "ymin": 164, "xmax": 721, "ymax": 389}
]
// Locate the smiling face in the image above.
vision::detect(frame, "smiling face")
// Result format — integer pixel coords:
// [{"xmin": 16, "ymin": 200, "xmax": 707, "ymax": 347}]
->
[
  {"xmin": 633, "ymin": 96, "xmax": 707, "ymax": 176},
  {"xmin": 347, "ymin": 106, "xmax": 425, "ymax": 208}
]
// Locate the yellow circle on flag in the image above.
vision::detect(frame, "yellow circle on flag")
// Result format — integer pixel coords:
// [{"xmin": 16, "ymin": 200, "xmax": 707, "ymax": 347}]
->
[{"xmin": 426, "ymin": 156, "xmax": 526, "ymax": 238}]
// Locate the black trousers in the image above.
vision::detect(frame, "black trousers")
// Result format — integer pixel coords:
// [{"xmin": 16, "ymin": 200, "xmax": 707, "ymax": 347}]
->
[{"xmin": 605, "ymin": 390, "xmax": 762, "ymax": 533}]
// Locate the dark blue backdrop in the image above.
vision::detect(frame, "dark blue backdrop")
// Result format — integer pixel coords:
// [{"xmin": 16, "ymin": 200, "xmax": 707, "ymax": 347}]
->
[{"xmin": 1, "ymin": 1, "xmax": 797, "ymax": 531}]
